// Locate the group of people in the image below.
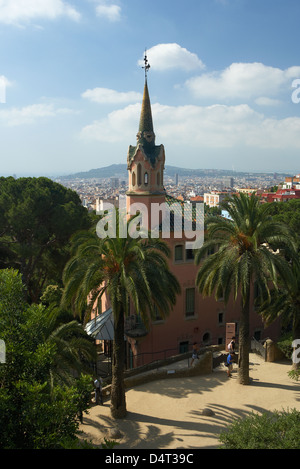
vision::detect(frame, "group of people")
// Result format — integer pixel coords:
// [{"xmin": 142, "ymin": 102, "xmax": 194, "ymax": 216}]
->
[
  {"xmin": 191, "ymin": 337, "xmax": 236, "ymax": 378},
  {"xmin": 94, "ymin": 338, "xmax": 237, "ymax": 406}
]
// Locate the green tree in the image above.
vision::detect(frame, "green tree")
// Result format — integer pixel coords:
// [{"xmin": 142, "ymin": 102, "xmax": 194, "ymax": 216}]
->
[
  {"xmin": 61, "ymin": 215, "xmax": 181, "ymax": 418},
  {"xmin": 195, "ymin": 193, "xmax": 296, "ymax": 384},
  {"xmin": 266, "ymin": 199, "xmax": 300, "ymax": 235},
  {"xmin": 259, "ymin": 252, "xmax": 300, "ymax": 370},
  {"xmin": 219, "ymin": 408, "xmax": 300, "ymax": 449},
  {"xmin": 0, "ymin": 177, "xmax": 91, "ymax": 302},
  {"xmin": 26, "ymin": 305, "xmax": 96, "ymax": 389},
  {"xmin": 0, "ymin": 269, "xmax": 94, "ymax": 448}
]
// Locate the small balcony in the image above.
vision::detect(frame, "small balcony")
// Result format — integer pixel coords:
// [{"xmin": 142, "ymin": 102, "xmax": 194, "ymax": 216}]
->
[{"xmin": 124, "ymin": 314, "xmax": 148, "ymax": 339}]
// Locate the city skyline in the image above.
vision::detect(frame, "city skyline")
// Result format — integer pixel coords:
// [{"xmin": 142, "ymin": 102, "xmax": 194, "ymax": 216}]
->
[{"xmin": 1, "ymin": 0, "xmax": 300, "ymax": 177}]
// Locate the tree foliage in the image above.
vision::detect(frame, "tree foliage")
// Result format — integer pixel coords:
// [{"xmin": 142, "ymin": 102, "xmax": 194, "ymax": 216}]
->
[
  {"xmin": 0, "ymin": 177, "xmax": 91, "ymax": 302},
  {"xmin": 266, "ymin": 198, "xmax": 300, "ymax": 234},
  {"xmin": 258, "ymin": 200, "xmax": 300, "ymax": 370},
  {"xmin": 62, "ymin": 214, "xmax": 181, "ymax": 418},
  {"xmin": 195, "ymin": 193, "xmax": 296, "ymax": 384},
  {"xmin": 0, "ymin": 269, "xmax": 94, "ymax": 449},
  {"xmin": 259, "ymin": 258, "xmax": 300, "ymax": 340},
  {"xmin": 219, "ymin": 408, "xmax": 300, "ymax": 449}
]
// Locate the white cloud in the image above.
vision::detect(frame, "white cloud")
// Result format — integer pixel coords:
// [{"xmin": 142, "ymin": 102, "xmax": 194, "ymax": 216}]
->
[
  {"xmin": 0, "ymin": 0, "xmax": 81, "ymax": 25},
  {"xmin": 80, "ymin": 101, "xmax": 300, "ymax": 151},
  {"xmin": 0, "ymin": 75, "xmax": 12, "ymax": 103},
  {"xmin": 95, "ymin": 1, "xmax": 121, "ymax": 22},
  {"xmin": 186, "ymin": 62, "xmax": 300, "ymax": 101},
  {"xmin": 81, "ymin": 87, "xmax": 142, "ymax": 104},
  {"xmin": 254, "ymin": 97, "xmax": 281, "ymax": 107},
  {"xmin": 0, "ymin": 103, "xmax": 76, "ymax": 126},
  {"xmin": 80, "ymin": 103, "xmax": 140, "ymax": 142},
  {"xmin": 138, "ymin": 44, "xmax": 205, "ymax": 72},
  {"xmin": 0, "ymin": 75, "xmax": 12, "ymax": 87}
]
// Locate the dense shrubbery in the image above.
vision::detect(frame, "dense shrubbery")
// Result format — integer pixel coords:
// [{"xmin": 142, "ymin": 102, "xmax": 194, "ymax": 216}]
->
[
  {"xmin": 277, "ymin": 333, "xmax": 294, "ymax": 359},
  {"xmin": 0, "ymin": 269, "xmax": 95, "ymax": 449},
  {"xmin": 219, "ymin": 408, "xmax": 300, "ymax": 449}
]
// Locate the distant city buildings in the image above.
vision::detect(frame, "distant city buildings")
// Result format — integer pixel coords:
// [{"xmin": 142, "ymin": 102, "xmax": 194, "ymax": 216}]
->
[
  {"xmin": 110, "ymin": 177, "xmax": 119, "ymax": 189},
  {"xmin": 223, "ymin": 176, "xmax": 234, "ymax": 189},
  {"xmin": 260, "ymin": 174, "xmax": 300, "ymax": 203},
  {"xmin": 56, "ymin": 170, "xmax": 299, "ymax": 211},
  {"xmin": 55, "ymin": 167, "xmax": 299, "ymax": 213},
  {"xmin": 282, "ymin": 174, "xmax": 300, "ymax": 190},
  {"xmin": 204, "ymin": 191, "xmax": 232, "ymax": 208}
]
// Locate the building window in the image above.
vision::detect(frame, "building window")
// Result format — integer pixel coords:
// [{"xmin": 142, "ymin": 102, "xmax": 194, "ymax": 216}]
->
[
  {"xmin": 132, "ymin": 171, "xmax": 136, "ymax": 187},
  {"xmin": 144, "ymin": 172, "xmax": 148, "ymax": 185},
  {"xmin": 153, "ymin": 304, "xmax": 163, "ymax": 322},
  {"xmin": 254, "ymin": 330, "xmax": 261, "ymax": 341},
  {"xmin": 217, "ymin": 289, "xmax": 224, "ymax": 302},
  {"xmin": 202, "ymin": 332, "xmax": 211, "ymax": 345},
  {"xmin": 185, "ymin": 288, "xmax": 195, "ymax": 317},
  {"xmin": 185, "ymin": 248, "xmax": 194, "ymax": 261},
  {"xmin": 179, "ymin": 341, "xmax": 189, "ymax": 353},
  {"xmin": 175, "ymin": 245, "xmax": 183, "ymax": 261},
  {"xmin": 218, "ymin": 312, "xmax": 224, "ymax": 324},
  {"xmin": 137, "ymin": 163, "xmax": 142, "ymax": 186}
]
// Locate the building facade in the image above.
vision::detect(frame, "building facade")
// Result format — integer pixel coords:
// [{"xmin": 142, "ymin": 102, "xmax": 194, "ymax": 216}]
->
[
  {"xmin": 89, "ymin": 74, "xmax": 281, "ymax": 369},
  {"xmin": 124, "ymin": 77, "xmax": 280, "ymax": 367}
]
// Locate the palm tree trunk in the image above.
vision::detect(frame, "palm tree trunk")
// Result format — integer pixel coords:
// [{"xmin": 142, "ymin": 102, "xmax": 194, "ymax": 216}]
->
[
  {"xmin": 292, "ymin": 311, "xmax": 300, "ymax": 371},
  {"xmin": 110, "ymin": 306, "xmax": 127, "ymax": 419},
  {"xmin": 238, "ymin": 287, "xmax": 250, "ymax": 385}
]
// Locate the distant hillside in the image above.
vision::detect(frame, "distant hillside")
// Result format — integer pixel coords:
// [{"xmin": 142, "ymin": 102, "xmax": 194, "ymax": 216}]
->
[
  {"xmin": 59, "ymin": 164, "xmax": 288, "ymax": 180},
  {"xmin": 58, "ymin": 164, "xmax": 276, "ymax": 179},
  {"xmin": 60, "ymin": 164, "xmax": 127, "ymax": 180}
]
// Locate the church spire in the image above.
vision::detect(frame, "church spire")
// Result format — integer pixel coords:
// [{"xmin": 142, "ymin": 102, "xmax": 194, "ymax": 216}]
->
[
  {"xmin": 139, "ymin": 79, "xmax": 154, "ymax": 134},
  {"xmin": 127, "ymin": 49, "xmax": 165, "ymax": 176},
  {"xmin": 137, "ymin": 50, "xmax": 155, "ymax": 147}
]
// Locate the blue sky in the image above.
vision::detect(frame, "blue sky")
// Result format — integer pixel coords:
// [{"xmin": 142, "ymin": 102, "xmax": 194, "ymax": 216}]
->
[{"xmin": 0, "ymin": 0, "xmax": 300, "ymax": 176}]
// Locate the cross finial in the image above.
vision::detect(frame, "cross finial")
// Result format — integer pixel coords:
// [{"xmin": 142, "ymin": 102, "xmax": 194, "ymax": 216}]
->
[{"xmin": 142, "ymin": 49, "xmax": 150, "ymax": 81}]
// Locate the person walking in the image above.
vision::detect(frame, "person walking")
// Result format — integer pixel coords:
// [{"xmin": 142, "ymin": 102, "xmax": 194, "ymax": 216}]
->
[
  {"xmin": 191, "ymin": 342, "xmax": 198, "ymax": 366},
  {"xmin": 228, "ymin": 336, "xmax": 236, "ymax": 353},
  {"xmin": 94, "ymin": 377, "xmax": 103, "ymax": 405},
  {"xmin": 226, "ymin": 352, "xmax": 234, "ymax": 378}
]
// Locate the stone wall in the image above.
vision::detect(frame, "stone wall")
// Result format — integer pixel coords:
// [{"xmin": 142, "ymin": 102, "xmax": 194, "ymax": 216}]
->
[
  {"xmin": 102, "ymin": 351, "xmax": 213, "ymax": 398},
  {"xmin": 264, "ymin": 339, "xmax": 286, "ymax": 362},
  {"xmin": 123, "ymin": 344, "xmax": 223, "ymax": 379}
]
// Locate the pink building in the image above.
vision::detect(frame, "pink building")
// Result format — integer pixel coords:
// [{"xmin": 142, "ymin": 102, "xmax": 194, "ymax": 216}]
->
[{"xmin": 87, "ymin": 75, "xmax": 281, "ymax": 369}]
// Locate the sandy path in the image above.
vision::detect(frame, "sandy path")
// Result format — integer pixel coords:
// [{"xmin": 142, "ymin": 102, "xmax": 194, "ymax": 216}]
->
[{"xmin": 79, "ymin": 354, "xmax": 300, "ymax": 449}]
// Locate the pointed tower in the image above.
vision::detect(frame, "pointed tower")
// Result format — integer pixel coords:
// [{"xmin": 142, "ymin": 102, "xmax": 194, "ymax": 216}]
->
[{"xmin": 126, "ymin": 54, "xmax": 166, "ymax": 223}]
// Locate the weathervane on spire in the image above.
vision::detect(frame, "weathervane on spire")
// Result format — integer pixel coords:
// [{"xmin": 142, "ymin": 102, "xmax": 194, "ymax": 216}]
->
[{"xmin": 142, "ymin": 49, "xmax": 150, "ymax": 81}]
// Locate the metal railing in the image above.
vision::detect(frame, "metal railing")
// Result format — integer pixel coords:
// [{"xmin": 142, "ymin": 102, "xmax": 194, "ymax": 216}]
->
[
  {"xmin": 251, "ymin": 336, "xmax": 266, "ymax": 360},
  {"xmin": 133, "ymin": 346, "xmax": 182, "ymax": 368}
]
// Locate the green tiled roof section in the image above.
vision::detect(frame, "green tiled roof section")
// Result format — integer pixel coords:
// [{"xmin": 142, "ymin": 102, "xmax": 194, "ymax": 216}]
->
[
  {"xmin": 127, "ymin": 144, "xmax": 163, "ymax": 168},
  {"xmin": 139, "ymin": 82, "xmax": 153, "ymax": 132}
]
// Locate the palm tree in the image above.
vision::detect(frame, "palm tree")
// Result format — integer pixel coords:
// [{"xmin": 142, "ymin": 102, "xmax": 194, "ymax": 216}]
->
[
  {"xmin": 258, "ymin": 251, "xmax": 300, "ymax": 370},
  {"xmin": 34, "ymin": 305, "xmax": 97, "ymax": 389},
  {"xmin": 195, "ymin": 193, "xmax": 296, "ymax": 384},
  {"xmin": 61, "ymin": 216, "xmax": 181, "ymax": 418}
]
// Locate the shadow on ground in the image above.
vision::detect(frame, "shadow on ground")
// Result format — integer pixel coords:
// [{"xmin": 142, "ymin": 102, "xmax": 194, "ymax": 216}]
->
[{"xmin": 79, "ymin": 358, "xmax": 300, "ymax": 449}]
